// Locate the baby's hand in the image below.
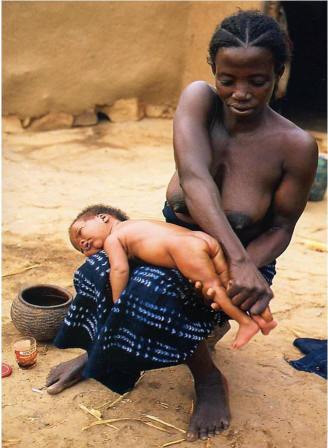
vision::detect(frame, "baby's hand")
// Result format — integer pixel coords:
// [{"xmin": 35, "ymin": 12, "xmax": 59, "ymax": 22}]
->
[
  {"xmin": 190, "ymin": 280, "xmax": 222, "ymax": 310},
  {"xmin": 206, "ymin": 288, "xmax": 222, "ymax": 311}
]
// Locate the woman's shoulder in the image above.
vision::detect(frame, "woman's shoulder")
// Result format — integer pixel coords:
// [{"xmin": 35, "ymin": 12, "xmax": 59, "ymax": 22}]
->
[
  {"xmin": 180, "ymin": 80, "xmax": 217, "ymax": 100},
  {"xmin": 271, "ymin": 110, "xmax": 318, "ymax": 159},
  {"xmin": 176, "ymin": 81, "xmax": 221, "ymax": 123}
]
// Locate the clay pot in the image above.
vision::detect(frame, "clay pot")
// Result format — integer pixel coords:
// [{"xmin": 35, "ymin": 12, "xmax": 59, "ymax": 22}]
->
[{"xmin": 11, "ymin": 284, "xmax": 73, "ymax": 342}]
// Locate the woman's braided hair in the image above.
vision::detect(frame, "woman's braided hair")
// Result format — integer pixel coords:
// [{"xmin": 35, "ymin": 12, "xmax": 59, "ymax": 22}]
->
[{"xmin": 208, "ymin": 10, "xmax": 292, "ymax": 73}]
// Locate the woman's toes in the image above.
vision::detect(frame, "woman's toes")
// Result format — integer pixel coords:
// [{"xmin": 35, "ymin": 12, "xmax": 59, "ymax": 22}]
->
[
  {"xmin": 186, "ymin": 429, "xmax": 198, "ymax": 442},
  {"xmin": 199, "ymin": 429, "xmax": 209, "ymax": 440}
]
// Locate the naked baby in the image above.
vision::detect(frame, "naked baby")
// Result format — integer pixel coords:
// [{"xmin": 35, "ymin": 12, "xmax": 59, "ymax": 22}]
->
[{"xmin": 69, "ymin": 204, "xmax": 277, "ymax": 349}]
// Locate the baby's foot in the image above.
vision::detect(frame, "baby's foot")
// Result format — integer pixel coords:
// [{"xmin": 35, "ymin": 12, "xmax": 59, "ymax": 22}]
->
[
  {"xmin": 232, "ymin": 320, "xmax": 260, "ymax": 349},
  {"xmin": 251, "ymin": 315, "xmax": 278, "ymax": 335}
]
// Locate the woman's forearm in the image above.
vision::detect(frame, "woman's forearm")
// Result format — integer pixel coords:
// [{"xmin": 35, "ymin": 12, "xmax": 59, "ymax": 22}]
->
[
  {"xmin": 246, "ymin": 226, "xmax": 293, "ymax": 268},
  {"xmin": 181, "ymin": 175, "xmax": 250, "ymax": 263}
]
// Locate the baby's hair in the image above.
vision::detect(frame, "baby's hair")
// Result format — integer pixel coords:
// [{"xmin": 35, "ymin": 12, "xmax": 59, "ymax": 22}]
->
[
  {"xmin": 208, "ymin": 10, "xmax": 291, "ymax": 73},
  {"xmin": 69, "ymin": 203, "xmax": 129, "ymax": 232}
]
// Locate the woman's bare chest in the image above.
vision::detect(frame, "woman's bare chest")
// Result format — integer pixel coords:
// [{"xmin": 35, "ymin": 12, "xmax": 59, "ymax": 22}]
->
[{"xmin": 209, "ymin": 128, "xmax": 284, "ymax": 192}]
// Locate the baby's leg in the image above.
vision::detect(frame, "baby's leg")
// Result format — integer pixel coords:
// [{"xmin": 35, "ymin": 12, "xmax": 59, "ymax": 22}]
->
[
  {"xmin": 252, "ymin": 307, "xmax": 278, "ymax": 335},
  {"xmin": 189, "ymin": 234, "xmax": 277, "ymax": 340},
  {"xmin": 170, "ymin": 238, "xmax": 259, "ymax": 349},
  {"xmin": 191, "ymin": 232, "xmax": 229, "ymax": 288},
  {"xmin": 206, "ymin": 285, "xmax": 260, "ymax": 349},
  {"xmin": 208, "ymin": 293, "xmax": 277, "ymax": 337},
  {"xmin": 195, "ymin": 233, "xmax": 277, "ymax": 337}
]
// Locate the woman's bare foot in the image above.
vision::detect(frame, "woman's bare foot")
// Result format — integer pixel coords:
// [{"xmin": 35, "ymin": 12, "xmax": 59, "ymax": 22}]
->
[
  {"xmin": 46, "ymin": 353, "xmax": 88, "ymax": 395},
  {"xmin": 252, "ymin": 315, "xmax": 278, "ymax": 335},
  {"xmin": 231, "ymin": 320, "xmax": 260, "ymax": 349},
  {"xmin": 186, "ymin": 369, "xmax": 231, "ymax": 441}
]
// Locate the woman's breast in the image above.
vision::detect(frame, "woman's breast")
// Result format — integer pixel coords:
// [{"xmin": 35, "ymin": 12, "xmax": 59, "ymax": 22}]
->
[
  {"xmin": 212, "ymin": 142, "xmax": 282, "ymax": 224},
  {"xmin": 219, "ymin": 179, "xmax": 274, "ymax": 225}
]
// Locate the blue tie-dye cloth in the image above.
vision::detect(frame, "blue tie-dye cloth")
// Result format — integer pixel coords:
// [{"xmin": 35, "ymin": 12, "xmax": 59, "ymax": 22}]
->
[
  {"xmin": 54, "ymin": 249, "xmax": 276, "ymax": 394},
  {"xmin": 54, "ymin": 251, "xmax": 229, "ymax": 393}
]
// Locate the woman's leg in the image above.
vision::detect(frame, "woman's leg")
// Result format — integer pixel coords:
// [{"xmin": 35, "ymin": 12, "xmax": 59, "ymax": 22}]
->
[{"xmin": 185, "ymin": 340, "xmax": 231, "ymax": 441}]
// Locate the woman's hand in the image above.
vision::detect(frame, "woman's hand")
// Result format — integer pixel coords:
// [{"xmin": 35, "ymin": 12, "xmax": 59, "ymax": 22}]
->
[{"xmin": 227, "ymin": 259, "xmax": 273, "ymax": 314}]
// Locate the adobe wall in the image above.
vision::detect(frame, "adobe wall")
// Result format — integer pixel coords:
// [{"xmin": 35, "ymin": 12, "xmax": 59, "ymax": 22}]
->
[{"xmin": 3, "ymin": 1, "xmax": 263, "ymax": 119}]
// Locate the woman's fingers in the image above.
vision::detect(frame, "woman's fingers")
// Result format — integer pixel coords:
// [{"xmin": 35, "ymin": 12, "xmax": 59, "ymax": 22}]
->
[
  {"xmin": 230, "ymin": 290, "xmax": 249, "ymax": 307},
  {"xmin": 228, "ymin": 283, "xmax": 273, "ymax": 313},
  {"xmin": 231, "ymin": 290, "xmax": 262, "ymax": 312},
  {"xmin": 250, "ymin": 295, "xmax": 272, "ymax": 315},
  {"xmin": 239, "ymin": 295, "xmax": 258, "ymax": 311},
  {"xmin": 226, "ymin": 280, "xmax": 242, "ymax": 298}
]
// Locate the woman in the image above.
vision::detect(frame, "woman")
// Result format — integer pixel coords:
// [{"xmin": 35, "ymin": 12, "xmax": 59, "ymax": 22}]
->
[{"xmin": 47, "ymin": 10, "xmax": 318, "ymax": 442}]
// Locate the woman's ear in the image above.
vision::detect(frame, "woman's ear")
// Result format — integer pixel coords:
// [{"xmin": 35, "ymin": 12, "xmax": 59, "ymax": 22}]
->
[
  {"xmin": 98, "ymin": 213, "xmax": 109, "ymax": 223},
  {"xmin": 276, "ymin": 64, "xmax": 285, "ymax": 80},
  {"xmin": 273, "ymin": 65, "xmax": 286, "ymax": 100}
]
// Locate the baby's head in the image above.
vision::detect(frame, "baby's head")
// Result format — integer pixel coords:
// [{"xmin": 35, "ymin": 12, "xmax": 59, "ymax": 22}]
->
[{"xmin": 69, "ymin": 204, "xmax": 129, "ymax": 257}]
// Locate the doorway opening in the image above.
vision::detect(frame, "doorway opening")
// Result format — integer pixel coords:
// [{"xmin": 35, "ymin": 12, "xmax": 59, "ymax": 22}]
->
[{"xmin": 280, "ymin": 1, "xmax": 327, "ymax": 131}]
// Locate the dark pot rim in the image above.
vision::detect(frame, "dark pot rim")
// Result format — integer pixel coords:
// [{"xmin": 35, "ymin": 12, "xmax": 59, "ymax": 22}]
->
[{"xmin": 18, "ymin": 284, "xmax": 73, "ymax": 310}]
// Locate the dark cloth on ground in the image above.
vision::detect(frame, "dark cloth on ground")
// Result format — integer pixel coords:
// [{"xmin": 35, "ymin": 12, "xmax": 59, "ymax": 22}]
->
[
  {"xmin": 293, "ymin": 338, "xmax": 327, "ymax": 355},
  {"xmin": 288, "ymin": 338, "xmax": 327, "ymax": 379}
]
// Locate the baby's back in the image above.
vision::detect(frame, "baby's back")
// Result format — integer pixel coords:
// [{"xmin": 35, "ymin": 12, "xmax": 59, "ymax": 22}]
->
[{"xmin": 115, "ymin": 219, "xmax": 206, "ymax": 267}]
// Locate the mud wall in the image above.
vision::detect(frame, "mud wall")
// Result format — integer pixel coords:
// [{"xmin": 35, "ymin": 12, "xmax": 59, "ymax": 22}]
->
[{"xmin": 3, "ymin": 1, "xmax": 263, "ymax": 118}]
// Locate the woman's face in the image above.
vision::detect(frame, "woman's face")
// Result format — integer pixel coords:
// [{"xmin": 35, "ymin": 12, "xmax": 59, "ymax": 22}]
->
[{"xmin": 213, "ymin": 46, "xmax": 279, "ymax": 118}]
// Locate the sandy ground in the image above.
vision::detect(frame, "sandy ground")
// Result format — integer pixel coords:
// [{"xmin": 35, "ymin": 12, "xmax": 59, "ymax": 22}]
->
[{"xmin": 2, "ymin": 119, "xmax": 327, "ymax": 448}]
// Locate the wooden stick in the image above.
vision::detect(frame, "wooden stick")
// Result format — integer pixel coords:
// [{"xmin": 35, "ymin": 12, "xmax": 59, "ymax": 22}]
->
[
  {"xmin": 96, "ymin": 391, "xmax": 130, "ymax": 410},
  {"xmin": 143, "ymin": 421, "xmax": 171, "ymax": 433},
  {"xmin": 95, "ymin": 372, "xmax": 145, "ymax": 410},
  {"xmin": 79, "ymin": 404, "xmax": 118, "ymax": 430},
  {"xmin": 161, "ymin": 438, "xmax": 186, "ymax": 447},
  {"xmin": 82, "ymin": 417, "xmax": 145, "ymax": 431},
  {"xmin": 2, "ymin": 264, "xmax": 41, "ymax": 278},
  {"xmin": 143, "ymin": 414, "xmax": 186, "ymax": 433}
]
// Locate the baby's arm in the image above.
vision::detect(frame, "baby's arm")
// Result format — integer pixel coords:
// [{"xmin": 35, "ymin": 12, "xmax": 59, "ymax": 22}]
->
[{"xmin": 104, "ymin": 235, "xmax": 130, "ymax": 302}]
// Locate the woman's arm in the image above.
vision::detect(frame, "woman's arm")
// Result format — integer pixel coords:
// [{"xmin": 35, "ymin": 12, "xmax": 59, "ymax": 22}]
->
[
  {"xmin": 244, "ymin": 132, "xmax": 318, "ymax": 313},
  {"xmin": 174, "ymin": 81, "xmax": 273, "ymax": 309}
]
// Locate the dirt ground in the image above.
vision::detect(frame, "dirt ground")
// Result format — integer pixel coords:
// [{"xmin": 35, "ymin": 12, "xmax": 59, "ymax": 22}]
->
[{"xmin": 2, "ymin": 119, "xmax": 327, "ymax": 448}]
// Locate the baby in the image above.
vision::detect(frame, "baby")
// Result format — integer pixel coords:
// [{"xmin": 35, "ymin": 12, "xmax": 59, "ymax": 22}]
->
[{"xmin": 69, "ymin": 204, "xmax": 277, "ymax": 349}]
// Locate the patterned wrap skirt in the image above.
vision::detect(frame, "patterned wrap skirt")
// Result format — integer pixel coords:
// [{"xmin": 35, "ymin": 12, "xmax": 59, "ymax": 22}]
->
[{"xmin": 54, "ymin": 204, "xmax": 276, "ymax": 394}]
